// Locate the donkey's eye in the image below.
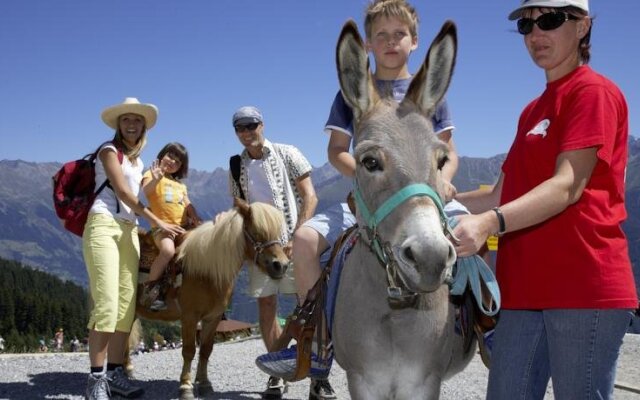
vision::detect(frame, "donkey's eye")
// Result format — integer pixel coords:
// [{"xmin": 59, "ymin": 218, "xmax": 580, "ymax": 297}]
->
[
  {"xmin": 362, "ymin": 156, "xmax": 382, "ymax": 172},
  {"xmin": 437, "ymin": 155, "xmax": 449, "ymax": 171}
]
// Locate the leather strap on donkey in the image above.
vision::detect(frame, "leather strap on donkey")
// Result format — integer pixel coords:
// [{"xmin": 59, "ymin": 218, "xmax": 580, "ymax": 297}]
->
[{"xmin": 272, "ymin": 225, "xmax": 357, "ymax": 381}]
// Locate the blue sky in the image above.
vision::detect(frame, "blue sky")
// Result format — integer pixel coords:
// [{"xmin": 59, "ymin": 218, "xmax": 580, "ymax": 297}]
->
[{"xmin": 1, "ymin": 1, "xmax": 637, "ymax": 172}]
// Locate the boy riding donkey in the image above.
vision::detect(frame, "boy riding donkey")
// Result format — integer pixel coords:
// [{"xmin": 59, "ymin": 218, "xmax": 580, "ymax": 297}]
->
[{"xmin": 256, "ymin": 0, "xmax": 499, "ymax": 397}]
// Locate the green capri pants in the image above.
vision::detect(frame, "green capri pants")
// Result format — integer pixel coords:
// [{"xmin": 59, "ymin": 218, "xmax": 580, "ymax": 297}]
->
[{"xmin": 83, "ymin": 213, "xmax": 140, "ymax": 333}]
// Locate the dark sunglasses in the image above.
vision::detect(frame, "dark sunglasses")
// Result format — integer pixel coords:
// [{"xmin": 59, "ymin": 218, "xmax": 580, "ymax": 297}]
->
[
  {"xmin": 517, "ymin": 12, "xmax": 578, "ymax": 35},
  {"xmin": 234, "ymin": 122, "xmax": 260, "ymax": 133}
]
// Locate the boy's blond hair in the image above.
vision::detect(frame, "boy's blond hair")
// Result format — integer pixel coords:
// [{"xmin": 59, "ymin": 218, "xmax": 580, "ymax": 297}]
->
[{"xmin": 364, "ymin": 0, "xmax": 419, "ymax": 40}]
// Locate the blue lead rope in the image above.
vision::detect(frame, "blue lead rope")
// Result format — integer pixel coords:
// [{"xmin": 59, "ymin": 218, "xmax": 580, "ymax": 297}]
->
[{"xmin": 448, "ymin": 217, "xmax": 501, "ymax": 317}]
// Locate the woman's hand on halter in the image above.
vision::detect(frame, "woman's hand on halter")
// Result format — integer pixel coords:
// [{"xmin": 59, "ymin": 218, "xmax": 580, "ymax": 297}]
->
[{"xmin": 451, "ymin": 213, "xmax": 494, "ymax": 257}]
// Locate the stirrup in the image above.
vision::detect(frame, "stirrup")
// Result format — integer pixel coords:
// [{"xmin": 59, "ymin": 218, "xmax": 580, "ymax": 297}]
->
[
  {"xmin": 293, "ymin": 325, "xmax": 314, "ymax": 381},
  {"xmin": 139, "ymin": 280, "xmax": 161, "ymax": 307}
]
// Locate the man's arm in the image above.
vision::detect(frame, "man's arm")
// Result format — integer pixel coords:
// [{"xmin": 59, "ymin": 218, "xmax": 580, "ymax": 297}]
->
[
  {"xmin": 294, "ymin": 172, "xmax": 317, "ymax": 229},
  {"xmin": 455, "ymin": 174, "xmax": 504, "ymax": 215}
]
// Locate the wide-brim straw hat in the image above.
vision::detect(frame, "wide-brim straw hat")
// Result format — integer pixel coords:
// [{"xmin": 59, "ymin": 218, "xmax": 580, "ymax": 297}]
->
[{"xmin": 101, "ymin": 97, "xmax": 158, "ymax": 130}]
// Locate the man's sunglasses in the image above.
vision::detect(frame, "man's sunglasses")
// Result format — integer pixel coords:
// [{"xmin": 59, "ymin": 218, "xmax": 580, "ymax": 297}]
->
[
  {"xmin": 517, "ymin": 12, "xmax": 578, "ymax": 35},
  {"xmin": 235, "ymin": 122, "xmax": 260, "ymax": 133}
]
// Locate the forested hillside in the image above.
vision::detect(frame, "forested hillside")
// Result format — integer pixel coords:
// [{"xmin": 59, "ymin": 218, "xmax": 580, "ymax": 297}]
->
[{"xmin": 0, "ymin": 257, "xmax": 89, "ymax": 352}]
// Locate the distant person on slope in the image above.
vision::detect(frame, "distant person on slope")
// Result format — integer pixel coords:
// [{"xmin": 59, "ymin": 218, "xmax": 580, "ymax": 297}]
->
[{"xmin": 54, "ymin": 328, "xmax": 64, "ymax": 351}]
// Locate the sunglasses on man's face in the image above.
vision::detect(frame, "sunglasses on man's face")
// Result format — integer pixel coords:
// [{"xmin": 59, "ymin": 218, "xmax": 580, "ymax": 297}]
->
[
  {"xmin": 235, "ymin": 123, "xmax": 260, "ymax": 133},
  {"xmin": 517, "ymin": 12, "xmax": 578, "ymax": 35}
]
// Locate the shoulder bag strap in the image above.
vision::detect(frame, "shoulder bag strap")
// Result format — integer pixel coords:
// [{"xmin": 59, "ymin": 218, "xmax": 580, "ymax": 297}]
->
[{"xmin": 229, "ymin": 154, "xmax": 245, "ymax": 200}]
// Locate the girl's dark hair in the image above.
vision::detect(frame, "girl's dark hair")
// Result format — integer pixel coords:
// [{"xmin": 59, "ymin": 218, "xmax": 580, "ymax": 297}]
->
[{"xmin": 157, "ymin": 142, "xmax": 189, "ymax": 180}]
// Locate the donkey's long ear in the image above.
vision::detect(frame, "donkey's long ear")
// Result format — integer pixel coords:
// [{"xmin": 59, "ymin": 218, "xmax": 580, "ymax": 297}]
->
[
  {"xmin": 403, "ymin": 21, "xmax": 457, "ymax": 116},
  {"xmin": 336, "ymin": 20, "xmax": 378, "ymax": 121}
]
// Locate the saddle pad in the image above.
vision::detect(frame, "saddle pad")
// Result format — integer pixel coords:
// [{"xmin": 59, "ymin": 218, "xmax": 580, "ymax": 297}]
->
[
  {"xmin": 325, "ymin": 229, "xmax": 358, "ymax": 334},
  {"xmin": 138, "ymin": 231, "xmax": 157, "ymax": 273}
]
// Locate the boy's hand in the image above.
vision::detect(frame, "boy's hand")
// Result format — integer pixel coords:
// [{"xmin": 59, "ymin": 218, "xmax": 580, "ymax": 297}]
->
[{"xmin": 442, "ymin": 180, "xmax": 457, "ymax": 203}]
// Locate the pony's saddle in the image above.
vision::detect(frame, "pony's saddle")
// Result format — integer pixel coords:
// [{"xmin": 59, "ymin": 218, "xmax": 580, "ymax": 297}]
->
[{"xmin": 137, "ymin": 229, "xmax": 190, "ymax": 303}]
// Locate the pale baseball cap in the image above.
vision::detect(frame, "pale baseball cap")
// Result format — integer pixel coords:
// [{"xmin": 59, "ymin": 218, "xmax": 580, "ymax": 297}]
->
[
  {"xmin": 232, "ymin": 106, "xmax": 263, "ymax": 127},
  {"xmin": 508, "ymin": 0, "xmax": 589, "ymax": 20}
]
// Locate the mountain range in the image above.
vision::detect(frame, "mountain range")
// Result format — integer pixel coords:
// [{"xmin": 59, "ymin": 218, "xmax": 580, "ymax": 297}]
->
[{"xmin": 0, "ymin": 137, "xmax": 638, "ymax": 322}]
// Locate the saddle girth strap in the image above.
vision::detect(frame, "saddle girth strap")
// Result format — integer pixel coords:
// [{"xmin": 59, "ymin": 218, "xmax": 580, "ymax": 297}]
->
[{"xmin": 274, "ymin": 225, "xmax": 358, "ymax": 382}]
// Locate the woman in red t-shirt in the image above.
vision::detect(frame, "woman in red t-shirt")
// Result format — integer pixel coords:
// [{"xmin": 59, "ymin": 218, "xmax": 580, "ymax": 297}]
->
[{"xmin": 452, "ymin": 1, "xmax": 638, "ymax": 399}]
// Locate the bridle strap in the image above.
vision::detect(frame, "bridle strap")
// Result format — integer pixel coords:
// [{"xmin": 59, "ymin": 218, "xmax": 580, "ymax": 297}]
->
[
  {"xmin": 244, "ymin": 230, "xmax": 281, "ymax": 265},
  {"xmin": 354, "ymin": 183, "xmax": 447, "ymax": 230}
]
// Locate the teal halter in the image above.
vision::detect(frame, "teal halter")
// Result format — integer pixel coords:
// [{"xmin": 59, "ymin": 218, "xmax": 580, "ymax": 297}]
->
[
  {"xmin": 354, "ymin": 183, "xmax": 447, "ymax": 230},
  {"xmin": 353, "ymin": 182, "xmax": 451, "ymax": 307}
]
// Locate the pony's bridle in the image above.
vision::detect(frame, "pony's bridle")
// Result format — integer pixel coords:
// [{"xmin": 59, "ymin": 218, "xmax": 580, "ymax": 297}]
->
[
  {"xmin": 243, "ymin": 229, "xmax": 284, "ymax": 267},
  {"xmin": 354, "ymin": 183, "xmax": 454, "ymax": 308}
]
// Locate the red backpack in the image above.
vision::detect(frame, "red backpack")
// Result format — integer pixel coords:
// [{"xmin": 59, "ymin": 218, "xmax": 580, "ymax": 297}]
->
[{"xmin": 52, "ymin": 142, "xmax": 123, "ymax": 237}]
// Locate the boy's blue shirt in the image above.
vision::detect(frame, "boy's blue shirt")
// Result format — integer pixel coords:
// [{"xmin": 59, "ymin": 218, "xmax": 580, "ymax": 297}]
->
[
  {"xmin": 324, "ymin": 77, "xmax": 454, "ymax": 138},
  {"xmin": 323, "ymin": 76, "xmax": 468, "ymax": 215}
]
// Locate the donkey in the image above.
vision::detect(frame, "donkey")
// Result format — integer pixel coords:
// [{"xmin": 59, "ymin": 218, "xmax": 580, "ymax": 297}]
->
[{"xmin": 332, "ymin": 20, "xmax": 476, "ymax": 399}]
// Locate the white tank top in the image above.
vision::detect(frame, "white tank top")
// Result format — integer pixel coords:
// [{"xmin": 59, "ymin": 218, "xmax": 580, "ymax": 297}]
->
[{"xmin": 89, "ymin": 143, "xmax": 143, "ymax": 223}]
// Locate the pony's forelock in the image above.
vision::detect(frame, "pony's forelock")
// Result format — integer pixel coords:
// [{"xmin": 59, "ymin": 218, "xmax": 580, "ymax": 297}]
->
[
  {"xmin": 248, "ymin": 202, "xmax": 285, "ymax": 241},
  {"xmin": 177, "ymin": 202, "xmax": 284, "ymax": 289},
  {"xmin": 177, "ymin": 210, "xmax": 245, "ymax": 288}
]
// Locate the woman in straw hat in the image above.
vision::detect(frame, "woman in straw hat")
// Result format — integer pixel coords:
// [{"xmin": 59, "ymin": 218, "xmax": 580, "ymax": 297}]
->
[
  {"xmin": 83, "ymin": 97, "xmax": 184, "ymax": 400},
  {"xmin": 452, "ymin": 1, "xmax": 637, "ymax": 399}
]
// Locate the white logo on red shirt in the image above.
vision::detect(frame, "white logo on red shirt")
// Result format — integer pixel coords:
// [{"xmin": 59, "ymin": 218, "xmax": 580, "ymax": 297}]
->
[{"xmin": 527, "ymin": 119, "xmax": 550, "ymax": 138}]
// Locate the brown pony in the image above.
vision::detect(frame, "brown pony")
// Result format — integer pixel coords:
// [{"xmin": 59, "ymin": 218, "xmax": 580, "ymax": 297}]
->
[{"xmin": 126, "ymin": 197, "xmax": 289, "ymax": 400}]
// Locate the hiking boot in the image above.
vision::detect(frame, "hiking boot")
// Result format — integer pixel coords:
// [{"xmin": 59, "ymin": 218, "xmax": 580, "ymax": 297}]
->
[
  {"xmin": 256, "ymin": 344, "xmax": 333, "ymax": 381},
  {"xmin": 106, "ymin": 367, "xmax": 144, "ymax": 398},
  {"xmin": 149, "ymin": 299, "xmax": 167, "ymax": 311},
  {"xmin": 86, "ymin": 373, "xmax": 110, "ymax": 400},
  {"xmin": 139, "ymin": 282, "xmax": 160, "ymax": 307},
  {"xmin": 309, "ymin": 378, "xmax": 337, "ymax": 400},
  {"xmin": 262, "ymin": 376, "xmax": 288, "ymax": 399}
]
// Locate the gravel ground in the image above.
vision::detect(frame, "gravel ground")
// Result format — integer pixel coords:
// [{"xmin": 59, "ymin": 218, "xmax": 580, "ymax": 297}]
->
[{"xmin": 0, "ymin": 334, "xmax": 638, "ymax": 399}]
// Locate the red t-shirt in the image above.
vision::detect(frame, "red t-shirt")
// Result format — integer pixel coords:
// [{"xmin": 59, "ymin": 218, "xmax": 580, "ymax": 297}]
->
[{"xmin": 499, "ymin": 66, "xmax": 637, "ymax": 309}]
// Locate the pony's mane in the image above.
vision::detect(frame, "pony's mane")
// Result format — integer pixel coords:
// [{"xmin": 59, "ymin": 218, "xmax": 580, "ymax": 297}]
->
[{"xmin": 176, "ymin": 202, "xmax": 284, "ymax": 289}]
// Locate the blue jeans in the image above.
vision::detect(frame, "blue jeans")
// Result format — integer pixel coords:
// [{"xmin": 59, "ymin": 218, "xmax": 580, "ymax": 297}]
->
[{"xmin": 487, "ymin": 309, "xmax": 634, "ymax": 400}]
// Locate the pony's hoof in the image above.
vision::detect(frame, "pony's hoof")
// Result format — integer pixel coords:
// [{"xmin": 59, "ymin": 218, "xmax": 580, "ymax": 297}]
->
[
  {"xmin": 179, "ymin": 388, "xmax": 195, "ymax": 400},
  {"xmin": 124, "ymin": 364, "xmax": 135, "ymax": 378},
  {"xmin": 196, "ymin": 382, "xmax": 215, "ymax": 397}
]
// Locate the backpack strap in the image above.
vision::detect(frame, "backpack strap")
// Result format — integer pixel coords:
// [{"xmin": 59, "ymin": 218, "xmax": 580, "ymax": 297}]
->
[
  {"xmin": 94, "ymin": 141, "xmax": 124, "ymax": 212},
  {"xmin": 229, "ymin": 154, "xmax": 245, "ymax": 200}
]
